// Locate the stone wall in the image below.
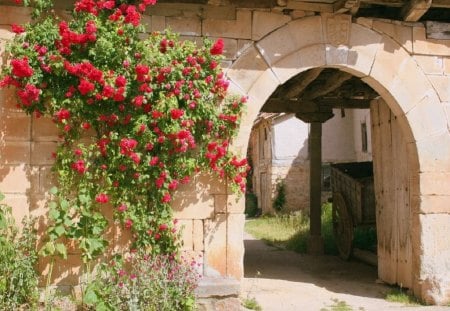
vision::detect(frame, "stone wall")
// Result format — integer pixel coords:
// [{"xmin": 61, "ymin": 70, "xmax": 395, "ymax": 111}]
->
[{"xmin": 1, "ymin": 2, "xmax": 450, "ymax": 305}]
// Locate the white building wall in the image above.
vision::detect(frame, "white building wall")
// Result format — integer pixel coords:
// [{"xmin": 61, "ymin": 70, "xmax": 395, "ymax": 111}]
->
[
  {"xmin": 352, "ymin": 109, "xmax": 373, "ymax": 162},
  {"xmin": 322, "ymin": 109, "xmax": 357, "ymax": 163}
]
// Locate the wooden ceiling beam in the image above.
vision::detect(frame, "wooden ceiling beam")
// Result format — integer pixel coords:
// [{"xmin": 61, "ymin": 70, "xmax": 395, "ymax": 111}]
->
[
  {"xmin": 401, "ymin": 0, "xmax": 432, "ymax": 21},
  {"xmin": 261, "ymin": 97, "xmax": 374, "ymax": 113},
  {"xmin": 334, "ymin": 0, "xmax": 360, "ymax": 14},
  {"xmin": 283, "ymin": 68, "xmax": 324, "ymax": 99},
  {"xmin": 301, "ymin": 71, "xmax": 353, "ymax": 101}
]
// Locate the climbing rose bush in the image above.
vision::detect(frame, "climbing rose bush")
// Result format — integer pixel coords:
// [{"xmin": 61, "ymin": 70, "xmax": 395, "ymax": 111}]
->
[{"xmin": 0, "ymin": 0, "xmax": 249, "ymax": 262}]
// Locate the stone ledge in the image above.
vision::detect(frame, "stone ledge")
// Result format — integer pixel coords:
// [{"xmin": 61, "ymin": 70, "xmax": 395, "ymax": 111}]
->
[{"xmin": 196, "ymin": 277, "xmax": 240, "ymax": 298}]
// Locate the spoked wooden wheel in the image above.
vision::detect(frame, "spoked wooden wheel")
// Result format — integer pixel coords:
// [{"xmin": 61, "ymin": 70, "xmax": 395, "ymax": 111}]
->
[{"xmin": 332, "ymin": 192, "xmax": 354, "ymax": 260}]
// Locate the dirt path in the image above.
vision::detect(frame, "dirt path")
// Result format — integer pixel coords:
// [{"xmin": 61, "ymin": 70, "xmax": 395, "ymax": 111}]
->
[{"xmin": 241, "ymin": 233, "xmax": 449, "ymax": 311}]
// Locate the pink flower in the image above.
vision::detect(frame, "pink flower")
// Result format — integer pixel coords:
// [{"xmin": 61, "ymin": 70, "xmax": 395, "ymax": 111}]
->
[
  {"xmin": 210, "ymin": 38, "xmax": 224, "ymax": 55},
  {"xmin": 85, "ymin": 20, "xmax": 97, "ymax": 34},
  {"xmin": 124, "ymin": 218, "xmax": 133, "ymax": 229},
  {"xmin": 159, "ymin": 223, "xmax": 168, "ymax": 231},
  {"xmin": 149, "ymin": 156, "xmax": 159, "ymax": 166},
  {"xmin": 115, "ymin": 75, "xmax": 126, "ymax": 87},
  {"xmin": 117, "ymin": 204, "xmax": 128, "ymax": 212},
  {"xmin": 170, "ymin": 108, "xmax": 184, "ymax": 120},
  {"xmin": 119, "ymin": 138, "xmax": 138, "ymax": 155},
  {"xmin": 95, "ymin": 193, "xmax": 109, "ymax": 204}
]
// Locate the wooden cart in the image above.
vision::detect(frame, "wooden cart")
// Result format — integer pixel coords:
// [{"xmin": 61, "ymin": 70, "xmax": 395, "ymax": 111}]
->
[{"xmin": 330, "ymin": 161, "xmax": 375, "ymax": 260}]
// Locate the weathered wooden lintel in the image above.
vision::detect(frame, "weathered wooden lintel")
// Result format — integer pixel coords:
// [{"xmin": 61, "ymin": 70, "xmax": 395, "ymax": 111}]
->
[
  {"xmin": 401, "ymin": 0, "xmax": 432, "ymax": 22},
  {"xmin": 261, "ymin": 97, "xmax": 373, "ymax": 113},
  {"xmin": 426, "ymin": 21, "xmax": 450, "ymax": 40}
]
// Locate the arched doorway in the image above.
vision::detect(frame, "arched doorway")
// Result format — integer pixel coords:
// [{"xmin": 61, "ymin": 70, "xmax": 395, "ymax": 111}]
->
[{"xmin": 226, "ymin": 15, "xmax": 449, "ymax": 304}]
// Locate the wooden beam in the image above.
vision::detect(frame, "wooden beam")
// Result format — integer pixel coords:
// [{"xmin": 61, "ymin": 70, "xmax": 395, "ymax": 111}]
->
[
  {"xmin": 261, "ymin": 97, "xmax": 374, "ymax": 112},
  {"xmin": 401, "ymin": 0, "xmax": 432, "ymax": 21},
  {"xmin": 301, "ymin": 71, "xmax": 353, "ymax": 100},
  {"xmin": 334, "ymin": 0, "xmax": 360, "ymax": 14},
  {"xmin": 426, "ymin": 21, "xmax": 450, "ymax": 40},
  {"xmin": 283, "ymin": 68, "xmax": 323, "ymax": 99}
]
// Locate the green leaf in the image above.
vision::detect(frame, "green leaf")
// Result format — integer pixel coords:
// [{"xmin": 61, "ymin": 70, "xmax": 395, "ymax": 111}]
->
[
  {"xmin": 83, "ymin": 287, "xmax": 99, "ymax": 305},
  {"xmin": 0, "ymin": 193, "xmax": 5, "ymax": 201},
  {"xmin": 54, "ymin": 225, "xmax": 65, "ymax": 237},
  {"xmin": 39, "ymin": 242, "xmax": 55, "ymax": 256},
  {"xmin": 49, "ymin": 187, "xmax": 58, "ymax": 195},
  {"xmin": 48, "ymin": 207, "xmax": 60, "ymax": 221},
  {"xmin": 55, "ymin": 243, "xmax": 67, "ymax": 259}
]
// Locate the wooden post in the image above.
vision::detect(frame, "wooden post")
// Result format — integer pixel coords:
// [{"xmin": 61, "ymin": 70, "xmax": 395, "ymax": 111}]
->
[{"xmin": 307, "ymin": 122, "xmax": 324, "ymax": 254}]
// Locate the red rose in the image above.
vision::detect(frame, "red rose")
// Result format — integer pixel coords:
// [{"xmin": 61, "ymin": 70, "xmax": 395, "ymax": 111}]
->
[
  {"xmin": 78, "ymin": 79, "xmax": 95, "ymax": 95},
  {"xmin": 11, "ymin": 24, "xmax": 25, "ymax": 34},
  {"xmin": 159, "ymin": 223, "xmax": 168, "ymax": 231},
  {"xmin": 170, "ymin": 108, "xmax": 184, "ymax": 120},
  {"xmin": 95, "ymin": 193, "xmax": 109, "ymax": 204},
  {"xmin": 210, "ymin": 38, "xmax": 224, "ymax": 55},
  {"xmin": 11, "ymin": 58, "xmax": 34, "ymax": 78}
]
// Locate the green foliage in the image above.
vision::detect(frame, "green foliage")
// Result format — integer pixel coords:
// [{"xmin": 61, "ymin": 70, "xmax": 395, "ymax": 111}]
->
[
  {"xmin": 83, "ymin": 252, "xmax": 201, "ymax": 310},
  {"xmin": 385, "ymin": 287, "xmax": 422, "ymax": 305},
  {"xmin": 242, "ymin": 297, "xmax": 262, "ymax": 311},
  {"xmin": 272, "ymin": 180, "xmax": 286, "ymax": 212},
  {"xmin": 320, "ymin": 299, "xmax": 357, "ymax": 311},
  {"xmin": 245, "ymin": 193, "xmax": 259, "ymax": 218},
  {"xmin": 0, "ymin": 194, "xmax": 39, "ymax": 310}
]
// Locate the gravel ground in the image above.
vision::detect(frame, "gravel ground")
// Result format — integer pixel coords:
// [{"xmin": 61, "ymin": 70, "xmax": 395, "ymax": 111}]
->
[{"xmin": 241, "ymin": 233, "xmax": 450, "ymax": 311}]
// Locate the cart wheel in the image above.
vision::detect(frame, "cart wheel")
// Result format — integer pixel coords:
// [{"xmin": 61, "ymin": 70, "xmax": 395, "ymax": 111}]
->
[{"xmin": 332, "ymin": 192, "xmax": 354, "ymax": 260}]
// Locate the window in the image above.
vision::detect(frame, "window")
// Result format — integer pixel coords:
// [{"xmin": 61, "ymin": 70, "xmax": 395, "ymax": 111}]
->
[{"xmin": 361, "ymin": 122, "xmax": 368, "ymax": 153}]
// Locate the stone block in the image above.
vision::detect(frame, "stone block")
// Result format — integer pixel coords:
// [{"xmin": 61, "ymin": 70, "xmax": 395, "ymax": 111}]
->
[
  {"xmin": 178, "ymin": 219, "xmax": 193, "ymax": 250},
  {"xmin": 428, "ymin": 75, "xmax": 450, "ymax": 102},
  {"xmin": 0, "ymin": 141, "xmax": 30, "ymax": 164},
  {"xmin": 39, "ymin": 165, "xmax": 57, "ymax": 194},
  {"xmin": 416, "ymin": 213, "xmax": 450, "ymax": 305},
  {"xmin": 370, "ymin": 35, "xmax": 435, "ymax": 116},
  {"xmin": 193, "ymin": 219, "xmax": 204, "ymax": 251},
  {"xmin": 418, "ymin": 172, "xmax": 450, "ymax": 196},
  {"xmin": 214, "ymin": 194, "xmax": 227, "ymax": 214},
  {"xmin": 372, "ymin": 20, "xmax": 412, "ymax": 53},
  {"xmin": 0, "ymin": 87, "xmax": 20, "ymax": 112},
  {"xmin": 325, "ymin": 44, "xmax": 349, "ymax": 67},
  {"xmin": 415, "ymin": 132, "xmax": 450, "ymax": 173},
  {"xmin": 0, "ymin": 112, "xmax": 30, "ymax": 141},
  {"xmin": 196, "ymin": 172, "xmax": 227, "ymax": 195},
  {"xmin": 202, "ymin": 10, "xmax": 252, "ymax": 39},
  {"xmin": 195, "ymin": 276, "xmax": 240, "ymax": 298},
  {"xmin": 290, "ymin": 10, "xmax": 306, "ymax": 20},
  {"xmin": 227, "ymin": 45, "xmax": 268, "ymax": 93},
  {"xmin": 32, "ymin": 116, "xmax": 59, "ymax": 141},
  {"xmin": 413, "ymin": 55, "xmax": 444, "ymax": 75},
  {"xmin": 413, "ymin": 26, "xmax": 450, "ymax": 56},
  {"xmin": 237, "ymin": 39, "xmax": 253, "ymax": 57},
  {"xmin": 226, "ymin": 194, "xmax": 245, "ymax": 214},
  {"xmin": 355, "ymin": 17, "xmax": 373, "ymax": 29},
  {"xmin": 256, "ymin": 21, "xmax": 295, "ymax": 67},
  {"xmin": 38, "ymin": 254, "xmax": 82, "ymax": 286},
  {"xmin": 414, "ymin": 195, "xmax": 450, "ymax": 214},
  {"xmin": 347, "ymin": 23, "xmax": 382, "ymax": 77},
  {"xmin": 0, "ymin": 164, "xmax": 37, "ymax": 194},
  {"xmin": 31, "ymin": 142, "xmax": 57, "ymax": 165},
  {"xmin": 226, "ymin": 213, "xmax": 244, "ymax": 279},
  {"xmin": 0, "ymin": 26, "xmax": 15, "ymax": 40},
  {"xmin": 405, "ymin": 93, "xmax": 447, "ymax": 142},
  {"xmin": 2, "ymin": 193, "xmax": 29, "ymax": 227},
  {"xmin": 444, "ymin": 57, "xmax": 450, "ymax": 75},
  {"xmin": 252, "ymin": 11, "xmax": 291, "ymax": 41},
  {"xmin": 0, "ymin": 6, "xmax": 31, "ymax": 25},
  {"xmin": 151, "ymin": 15, "xmax": 166, "ymax": 32},
  {"xmin": 203, "ymin": 214, "xmax": 227, "ymax": 277},
  {"xmin": 172, "ymin": 192, "xmax": 215, "ymax": 219},
  {"xmin": 166, "ymin": 17, "xmax": 201, "ymax": 36},
  {"xmin": 247, "ymin": 68, "xmax": 280, "ymax": 106}
]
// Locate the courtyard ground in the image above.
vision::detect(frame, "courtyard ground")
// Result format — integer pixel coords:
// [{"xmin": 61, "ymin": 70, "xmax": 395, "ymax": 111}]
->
[{"xmin": 241, "ymin": 233, "xmax": 450, "ymax": 311}]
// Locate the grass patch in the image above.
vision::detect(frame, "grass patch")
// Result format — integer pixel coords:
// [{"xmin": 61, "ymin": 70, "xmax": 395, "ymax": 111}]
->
[
  {"xmin": 320, "ymin": 298, "xmax": 361, "ymax": 311},
  {"xmin": 245, "ymin": 203, "xmax": 338, "ymax": 255},
  {"xmin": 385, "ymin": 287, "xmax": 422, "ymax": 305},
  {"xmin": 242, "ymin": 297, "xmax": 262, "ymax": 311},
  {"xmin": 245, "ymin": 202, "xmax": 378, "ymax": 255}
]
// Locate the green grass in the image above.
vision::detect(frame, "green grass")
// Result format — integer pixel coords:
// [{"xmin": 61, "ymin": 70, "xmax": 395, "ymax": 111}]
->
[
  {"xmin": 245, "ymin": 203, "xmax": 377, "ymax": 255},
  {"xmin": 385, "ymin": 287, "xmax": 422, "ymax": 305},
  {"xmin": 242, "ymin": 297, "xmax": 262, "ymax": 311},
  {"xmin": 245, "ymin": 203, "xmax": 338, "ymax": 255},
  {"xmin": 320, "ymin": 299, "xmax": 362, "ymax": 311}
]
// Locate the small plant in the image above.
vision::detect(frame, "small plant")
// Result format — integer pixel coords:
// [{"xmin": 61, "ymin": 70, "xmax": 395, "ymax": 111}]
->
[
  {"xmin": 83, "ymin": 251, "xmax": 201, "ymax": 310},
  {"xmin": 320, "ymin": 298, "xmax": 356, "ymax": 311},
  {"xmin": 245, "ymin": 192, "xmax": 259, "ymax": 218},
  {"xmin": 0, "ymin": 193, "xmax": 39, "ymax": 310},
  {"xmin": 242, "ymin": 297, "xmax": 262, "ymax": 311},
  {"xmin": 272, "ymin": 180, "xmax": 286, "ymax": 212},
  {"xmin": 385, "ymin": 286, "xmax": 422, "ymax": 305}
]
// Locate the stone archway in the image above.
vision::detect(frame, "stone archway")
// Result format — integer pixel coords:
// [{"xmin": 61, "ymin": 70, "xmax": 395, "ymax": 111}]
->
[{"xmin": 226, "ymin": 15, "xmax": 450, "ymax": 305}]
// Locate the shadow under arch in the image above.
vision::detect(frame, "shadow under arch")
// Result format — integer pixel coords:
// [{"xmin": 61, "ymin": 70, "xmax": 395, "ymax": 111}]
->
[{"xmin": 226, "ymin": 15, "xmax": 448, "ymax": 303}]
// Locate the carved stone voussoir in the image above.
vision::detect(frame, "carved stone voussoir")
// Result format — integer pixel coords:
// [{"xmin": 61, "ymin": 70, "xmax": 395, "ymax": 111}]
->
[{"xmin": 325, "ymin": 14, "xmax": 351, "ymax": 47}]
